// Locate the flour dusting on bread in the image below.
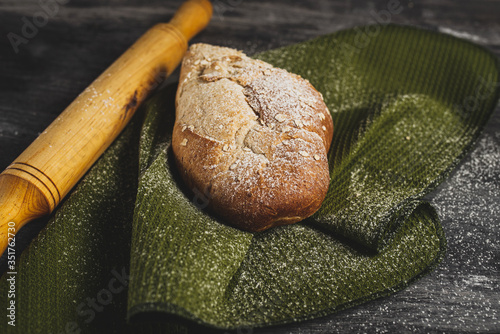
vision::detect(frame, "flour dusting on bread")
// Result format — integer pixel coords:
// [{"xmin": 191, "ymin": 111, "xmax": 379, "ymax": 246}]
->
[{"xmin": 172, "ymin": 43, "xmax": 333, "ymax": 232}]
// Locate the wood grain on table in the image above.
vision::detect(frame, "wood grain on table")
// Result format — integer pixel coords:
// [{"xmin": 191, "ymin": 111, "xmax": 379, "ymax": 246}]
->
[{"xmin": 0, "ymin": 1, "xmax": 499, "ymax": 333}]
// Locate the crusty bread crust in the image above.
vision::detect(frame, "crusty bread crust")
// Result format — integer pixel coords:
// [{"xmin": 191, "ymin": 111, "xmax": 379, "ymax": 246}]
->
[{"xmin": 172, "ymin": 43, "xmax": 333, "ymax": 232}]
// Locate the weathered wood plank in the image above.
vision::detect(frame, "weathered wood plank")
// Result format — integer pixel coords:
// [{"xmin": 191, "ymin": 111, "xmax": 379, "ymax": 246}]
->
[{"xmin": 0, "ymin": 0, "xmax": 498, "ymax": 332}]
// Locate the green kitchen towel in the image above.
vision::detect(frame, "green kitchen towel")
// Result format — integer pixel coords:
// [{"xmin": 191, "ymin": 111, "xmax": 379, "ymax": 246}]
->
[{"xmin": 1, "ymin": 25, "xmax": 499, "ymax": 333}]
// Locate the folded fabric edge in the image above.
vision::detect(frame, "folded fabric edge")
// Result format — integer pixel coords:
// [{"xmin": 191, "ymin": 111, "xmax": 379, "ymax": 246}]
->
[
  {"xmin": 373, "ymin": 199, "xmax": 438, "ymax": 253},
  {"xmin": 259, "ymin": 203, "xmax": 447, "ymax": 331},
  {"xmin": 369, "ymin": 54, "xmax": 500, "ymax": 250},
  {"xmin": 125, "ymin": 203, "xmax": 446, "ymax": 331},
  {"xmin": 255, "ymin": 24, "xmax": 500, "ymax": 254}
]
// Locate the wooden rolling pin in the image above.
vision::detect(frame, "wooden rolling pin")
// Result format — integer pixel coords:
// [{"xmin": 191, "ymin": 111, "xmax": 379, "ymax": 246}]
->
[{"xmin": 0, "ymin": 0, "xmax": 213, "ymax": 254}]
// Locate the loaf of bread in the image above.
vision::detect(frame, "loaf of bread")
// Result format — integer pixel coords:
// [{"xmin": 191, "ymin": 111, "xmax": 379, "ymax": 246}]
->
[{"xmin": 172, "ymin": 43, "xmax": 333, "ymax": 232}]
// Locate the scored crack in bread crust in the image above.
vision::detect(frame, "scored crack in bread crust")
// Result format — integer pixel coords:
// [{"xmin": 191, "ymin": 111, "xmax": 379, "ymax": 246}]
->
[{"xmin": 172, "ymin": 43, "xmax": 333, "ymax": 232}]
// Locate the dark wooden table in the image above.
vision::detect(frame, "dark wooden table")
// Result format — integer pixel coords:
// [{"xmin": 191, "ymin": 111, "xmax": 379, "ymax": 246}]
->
[{"xmin": 1, "ymin": 0, "xmax": 499, "ymax": 333}]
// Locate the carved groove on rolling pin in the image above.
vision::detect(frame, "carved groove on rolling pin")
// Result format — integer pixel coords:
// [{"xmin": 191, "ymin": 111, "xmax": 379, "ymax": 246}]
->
[
  {"xmin": 159, "ymin": 24, "xmax": 188, "ymax": 54},
  {"xmin": 4, "ymin": 162, "xmax": 60, "ymax": 210}
]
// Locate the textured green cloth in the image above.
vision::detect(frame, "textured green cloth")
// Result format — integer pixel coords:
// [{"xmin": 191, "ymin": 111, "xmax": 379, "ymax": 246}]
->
[{"xmin": 1, "ymin": 25, "xmax": 499, "ymax": 333}]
